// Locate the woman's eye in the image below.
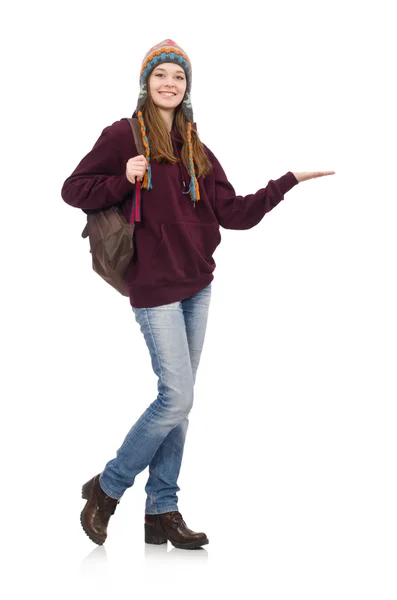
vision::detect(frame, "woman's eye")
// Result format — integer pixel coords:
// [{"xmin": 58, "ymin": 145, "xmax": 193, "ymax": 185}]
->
[{"xmin": 155, "ymin": 73, "xmax": 184, "ymax": 80}]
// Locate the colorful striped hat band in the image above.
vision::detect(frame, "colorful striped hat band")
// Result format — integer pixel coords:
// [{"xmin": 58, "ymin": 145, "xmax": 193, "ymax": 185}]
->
[{"xmin": 134, "ymin": 39, "xmax": 200, "ymax": 202}]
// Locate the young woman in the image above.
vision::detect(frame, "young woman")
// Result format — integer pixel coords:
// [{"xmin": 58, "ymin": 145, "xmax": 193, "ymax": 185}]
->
[{"xmin": 61, "ymin": 39, "xmax": 335, "ymax": 550}]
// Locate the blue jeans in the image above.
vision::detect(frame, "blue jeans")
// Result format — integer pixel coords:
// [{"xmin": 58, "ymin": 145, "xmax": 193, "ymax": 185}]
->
[{"xmin": 99, "ymin": 283, "xmax": 212, "ymax": 514}]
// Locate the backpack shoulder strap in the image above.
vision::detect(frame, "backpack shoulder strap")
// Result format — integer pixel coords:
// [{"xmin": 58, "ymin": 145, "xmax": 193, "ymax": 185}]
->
[{"xmin": 124, "ymin": 117, "xmax": 145, "ymax": 156}]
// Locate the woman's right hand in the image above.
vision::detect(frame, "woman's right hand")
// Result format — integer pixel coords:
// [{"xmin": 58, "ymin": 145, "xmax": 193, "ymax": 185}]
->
[
  {"xmin": 126, "ymin": 155, "xmax": 148, "ymax": 184},
  {"xmin": 292, "ymin": 170, "xmax": 335, "ymax": 183}
]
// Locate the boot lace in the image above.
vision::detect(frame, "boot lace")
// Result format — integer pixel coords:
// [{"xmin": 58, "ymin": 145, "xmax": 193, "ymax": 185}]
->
[
  {"xmin": 97, "ymin": 496, "xmax": 120, "ymax": 515},
  {"xmin": 166, "ymin": 511, "xmax": 186, "ymax": 526}
]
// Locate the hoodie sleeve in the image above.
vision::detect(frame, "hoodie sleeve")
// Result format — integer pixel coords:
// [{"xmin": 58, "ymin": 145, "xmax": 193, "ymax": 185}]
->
[
  {"xmin": 61, "ymin": 123, "xmax": 135, "ymax": 210},
  {"xmin": 204, "ymin": 145, "xmax": 299, "ymax": 230}
]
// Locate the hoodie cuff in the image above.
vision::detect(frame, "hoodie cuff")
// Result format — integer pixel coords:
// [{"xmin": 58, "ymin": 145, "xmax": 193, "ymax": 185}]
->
[
  {"xmin": 276, "ymin": 171, "xmax": 299, "ymax": 196},
  {"xmin": 116, "ymin": 172, "xmax": 135, "ymax": 198}
]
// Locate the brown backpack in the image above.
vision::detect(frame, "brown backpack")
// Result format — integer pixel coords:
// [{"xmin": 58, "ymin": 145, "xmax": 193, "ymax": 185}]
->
[{"xmin": 81, "ymin": 118, "xmax": 144, "ymax": 297}]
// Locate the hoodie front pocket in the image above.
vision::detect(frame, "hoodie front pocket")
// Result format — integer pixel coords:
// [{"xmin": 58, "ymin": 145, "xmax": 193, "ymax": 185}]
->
[{"xmin": 151, "ymin": 221, "xmax": 221, "ymax": 285}]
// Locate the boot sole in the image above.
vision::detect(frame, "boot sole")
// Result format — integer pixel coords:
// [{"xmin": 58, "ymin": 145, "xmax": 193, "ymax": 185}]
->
[
  {"xmin": 145, "ymin": 523, "xmax": 209, "ymax": 549},
  {"xmin": 80, "ymin": 476, "xmax": 105, "ymax": 546},
  {"xmin": 169, "ymin": 538, "xmax": 209, "ymax": 550},
  {"xmin": 80, "ymin": 511, "xmax": 105, "ymax": 545}
]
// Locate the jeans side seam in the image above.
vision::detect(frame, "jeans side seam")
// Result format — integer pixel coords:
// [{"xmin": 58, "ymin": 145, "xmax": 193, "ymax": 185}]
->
[{"xmin": 145, "ymin": 307, "xmax": 164, "ymax": 391}]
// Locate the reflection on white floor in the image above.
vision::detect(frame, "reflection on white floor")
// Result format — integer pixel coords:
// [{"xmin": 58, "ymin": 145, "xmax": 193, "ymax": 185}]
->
[{"xmin": 79, "ymin": 538, "xmax": 209, "ymax": 569}]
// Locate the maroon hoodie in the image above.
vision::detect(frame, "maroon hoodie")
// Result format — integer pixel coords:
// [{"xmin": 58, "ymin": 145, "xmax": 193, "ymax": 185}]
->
[{"xmin": 61, "ymin": 118, "xmax": 299, "ymax": 308}]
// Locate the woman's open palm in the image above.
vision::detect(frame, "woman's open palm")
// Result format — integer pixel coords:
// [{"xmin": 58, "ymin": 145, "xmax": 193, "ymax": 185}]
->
[{"xmin": 292, "ymin": 171, "xmax": 335, "ymax": 183}]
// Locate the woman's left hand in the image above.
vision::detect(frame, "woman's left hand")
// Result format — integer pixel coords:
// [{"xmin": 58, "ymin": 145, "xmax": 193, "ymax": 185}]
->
[{"xmin": 292, "ymin": 171, "xmax": 335, "ymax": 183}]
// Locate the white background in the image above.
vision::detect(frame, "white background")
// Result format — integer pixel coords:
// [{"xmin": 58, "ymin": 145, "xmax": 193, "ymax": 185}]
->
[{"xmin": 2, "ymin": 0, "xmax": 396, "ymax": 598}]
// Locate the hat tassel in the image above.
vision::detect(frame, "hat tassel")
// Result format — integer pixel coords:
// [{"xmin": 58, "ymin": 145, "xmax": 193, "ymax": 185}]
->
[
  {"xmin": 142, "ymin": 164, "xmax": 152, "ymax": 190},
  {"xmin": 182, "ymin": 175, "xmax": 200, "ymax": 202},
  {"xmin": 185, "ymin": 122, "xmax": 200, "ymax": 202}
]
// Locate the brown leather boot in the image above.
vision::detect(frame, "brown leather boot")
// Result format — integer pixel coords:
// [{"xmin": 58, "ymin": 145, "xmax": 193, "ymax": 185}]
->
[
  {"xmin": 145, "ymin": 511, "xmax": 209, "ymax": 549},
  {"xmin": 80, "ymin": 474, "xmax": 120, "ymax": 545}
]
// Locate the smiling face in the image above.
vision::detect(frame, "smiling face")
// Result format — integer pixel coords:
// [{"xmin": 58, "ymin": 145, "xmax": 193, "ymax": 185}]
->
[{"xmin": 148, "ymin": 62, "xmax": 187, "ymax": 111}]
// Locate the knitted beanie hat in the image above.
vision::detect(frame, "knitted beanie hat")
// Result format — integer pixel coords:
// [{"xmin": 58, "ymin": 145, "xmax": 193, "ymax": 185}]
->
[{"xmin": 134, "ymin": 39, "xmax": 200, "ymax": 202}]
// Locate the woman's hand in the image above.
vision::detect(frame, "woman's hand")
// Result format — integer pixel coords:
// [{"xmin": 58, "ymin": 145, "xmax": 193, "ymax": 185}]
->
[
  {"xmin": 126, "ymin": 155, "xmax": 148, "ymax": 184},
  {"xmin": 292, "ymin": 171, "xmax": 335, "ymax": 183}
]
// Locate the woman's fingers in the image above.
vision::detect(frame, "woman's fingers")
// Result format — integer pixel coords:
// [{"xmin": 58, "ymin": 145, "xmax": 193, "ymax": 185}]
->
[
  {"xmin": 292, "ymin": 171, "xmax": 336, "ymax": 182},
  {"xmin": 126, "ymin": 156, "xmax": 148, "ymax": 184}
]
